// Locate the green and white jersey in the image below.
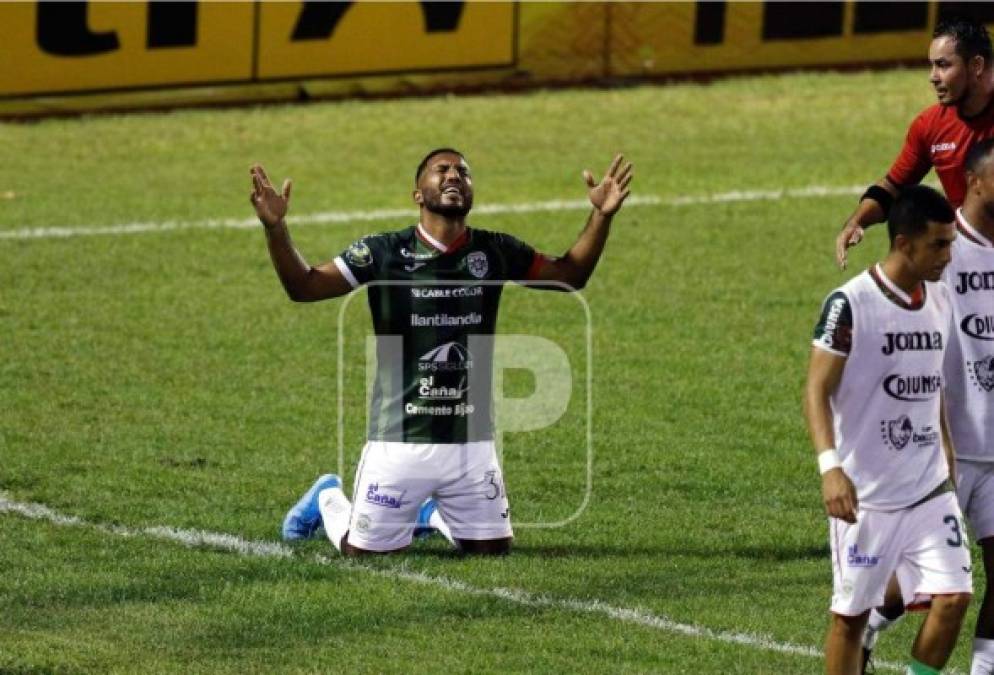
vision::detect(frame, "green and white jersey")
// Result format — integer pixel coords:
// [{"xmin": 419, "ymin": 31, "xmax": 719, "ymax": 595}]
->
[{"xmin": 334, "ymin": 223, "xmax": 543, "ymax": 443}]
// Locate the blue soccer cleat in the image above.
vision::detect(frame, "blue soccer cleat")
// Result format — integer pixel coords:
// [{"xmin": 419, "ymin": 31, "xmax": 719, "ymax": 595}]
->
[
  {"xmin": 413, "ymin": 497, "xmax": 438, "ymax": 539},
  {"xmin": 281, "ymin": 473, "xmax": 342, "ymax": 541}
]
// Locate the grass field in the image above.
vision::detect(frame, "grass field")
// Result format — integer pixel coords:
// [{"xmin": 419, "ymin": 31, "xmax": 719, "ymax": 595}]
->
[{"xmin": 0, "ymin": 67, "xmax": 975, "ymax": 673}]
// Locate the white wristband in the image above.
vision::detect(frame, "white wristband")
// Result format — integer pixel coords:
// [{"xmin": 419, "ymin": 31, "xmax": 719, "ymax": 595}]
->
[{"xmin": 818, "ymin": 448, "xmax": 842, "ymax": 475}]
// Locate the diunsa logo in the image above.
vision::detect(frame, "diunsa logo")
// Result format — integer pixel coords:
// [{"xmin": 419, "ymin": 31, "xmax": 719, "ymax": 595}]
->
[{"xmin": 419, "ymin": 341, "xmax": 473, "ymax": 372}]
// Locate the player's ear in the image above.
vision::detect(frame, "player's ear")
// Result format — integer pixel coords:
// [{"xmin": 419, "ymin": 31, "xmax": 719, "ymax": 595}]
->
[
  {"xmin": 971, "ymin": 54, "xmax": 987, "ymax": 78},
  {"xmin": 967, "ymin": 171, "xmax": 981, "ymax": 194},
  {"xmin": 893, "ymin": 233, "xmax": 912, "ymax": 255},
  {"xmin": 413, "ymin": 189, "xmax": 423, "ymax": 205}
]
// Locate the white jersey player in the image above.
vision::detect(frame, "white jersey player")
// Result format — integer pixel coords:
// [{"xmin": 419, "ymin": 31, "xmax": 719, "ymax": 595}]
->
[
  {"xmin": 947, "ymin": 139, "xmax": 994, "ymax": 674},
  {"xmin": 859, "ymin": 139, "xmax": 994, "ymax": 675},
  {"xmin": 805, "ymin": 184, "xmax": 972, "ymax": 675}
]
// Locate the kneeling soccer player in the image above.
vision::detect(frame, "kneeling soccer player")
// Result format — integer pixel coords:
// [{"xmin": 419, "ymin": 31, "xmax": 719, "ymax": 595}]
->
[
  {"xmin": 804, "ymin": 185, "xmax": 972, "ymax": 674},
  {"xmin": 249, "ymin": 149, "xmax": 633, "ymax": 555}
]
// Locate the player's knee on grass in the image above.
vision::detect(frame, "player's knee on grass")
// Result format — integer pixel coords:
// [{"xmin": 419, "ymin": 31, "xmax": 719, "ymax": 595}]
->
[
  {"xmin": 456, "ymin": 537, "xmax": 512, "ymax": 556},
  {"xmin": 341, "ymin": 536, "xmax": 408, "ymax": 557}
]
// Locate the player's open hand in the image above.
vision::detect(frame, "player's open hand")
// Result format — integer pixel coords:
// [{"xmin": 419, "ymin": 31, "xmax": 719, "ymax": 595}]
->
[
  {"xmin": 822, "ymin": 467, "xmax": 858, "ymax": 523},
  {"xmin": 250, "ymin": 163, "xmax": 292, "ymax": 230},
  {"xmin": 584, "ymin": 154, "xmax": 633, "ymax": 216},
  {"xmin": 835, "ymin": 220, "xmax": 864, "ymax": 269}
]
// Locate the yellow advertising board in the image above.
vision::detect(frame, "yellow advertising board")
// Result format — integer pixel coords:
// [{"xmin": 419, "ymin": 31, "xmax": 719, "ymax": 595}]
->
[
  {"xmin": 256, "ymin": 3, "xmax": 515, "ymax": 80},
  {"xmin": 1, "ymin": 1, "xmax": 992, "ymax": 117},
  {"xmin": 0, "ymin": 3, "xmax": 254, "ymax": 97}
]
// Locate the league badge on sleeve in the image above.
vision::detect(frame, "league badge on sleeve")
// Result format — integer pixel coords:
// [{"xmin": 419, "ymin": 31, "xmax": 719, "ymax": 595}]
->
[{"xmin": 346, "ymin": 240, "xmax": 373, "ymax": 267}]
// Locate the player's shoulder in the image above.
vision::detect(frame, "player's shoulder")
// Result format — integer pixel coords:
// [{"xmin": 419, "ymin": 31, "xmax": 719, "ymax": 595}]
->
[
  {"xmin": 913, "ymin": 103, "xmax": 946, "ymax": 123},
  {"xmin": 835, "ymin": 269, "xmax": 873, "ymax": 299},
  {"xmin": 470, "ymin": 227, "xmax": 529, "ymax": 249},
  {"xmin": 348, "ymin": 225, "xmax": 416, "ymax": 253}
]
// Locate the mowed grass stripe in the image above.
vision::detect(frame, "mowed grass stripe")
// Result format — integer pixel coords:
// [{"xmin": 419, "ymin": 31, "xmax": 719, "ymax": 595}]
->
[
  {"xmin": 0, "ymin": 492, "xmax": 912, "ymax": 673},
  {"xmin": 0, "ymin": 186, "xmax": 863, "ymax": 241}
]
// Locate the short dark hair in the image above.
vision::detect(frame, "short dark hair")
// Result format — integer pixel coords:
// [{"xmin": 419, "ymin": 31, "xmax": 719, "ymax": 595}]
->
[
  {"xmin": 965, "ymin": 137, "xmax": 994, "ymax": 174},
  {"xmin": 934, "ymin": 16, "xmax": 993, "ymax": 67},
  {"xmin": 887, "ymin": 184, "xmax": 955, "ymax": 244},
  {"xmin": 414, "ymin": 148, "xmax": 465, "ymax": 185}
]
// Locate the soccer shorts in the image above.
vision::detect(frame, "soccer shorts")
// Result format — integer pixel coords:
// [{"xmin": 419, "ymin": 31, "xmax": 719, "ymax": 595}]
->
[
  {"xmin": 828, "ymin": 491, "xmax": 973, "ymax": 616},
  {"xmin": 957, "ymin": 459, "xmax": 994, "ymax": 541},
  {"xmin": 345, "ymin": 440, "xmax": 513, "ymax": 552}
]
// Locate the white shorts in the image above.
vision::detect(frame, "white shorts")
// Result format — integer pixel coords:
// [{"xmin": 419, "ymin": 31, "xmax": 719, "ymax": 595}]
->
[
  {"xmin": 829, "ymin": 491, "xmax": 973, "ymax": 616},
  {"xmin": 346, "ymin": 440, "xmax": 513, "ymax": 552},
  {"xmin": 957, "ymin": 459, "xmax": 994, "ymax": 541}
]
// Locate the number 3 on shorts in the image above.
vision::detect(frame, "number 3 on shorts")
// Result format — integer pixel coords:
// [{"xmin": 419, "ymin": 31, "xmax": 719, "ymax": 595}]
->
[{"xmin": 944, "ymin": 514, "xmax": 966, "ymax": 547}]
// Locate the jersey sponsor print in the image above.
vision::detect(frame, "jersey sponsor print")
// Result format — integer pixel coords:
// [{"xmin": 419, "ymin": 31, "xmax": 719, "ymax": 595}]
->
[
  {"xmin": 813, "ymin": 265, "xmax": 952, "ymax": 510},
  {"xmin": 942, "ymin": 211, "xmax": 994, "ymax": 461},
  {"xmin": 334, "ymin": 223, "xmax": 543, "ymax": 444}
]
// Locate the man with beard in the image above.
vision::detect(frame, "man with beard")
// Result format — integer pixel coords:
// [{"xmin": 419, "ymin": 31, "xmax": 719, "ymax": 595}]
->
[
  {"xmin": 806, "ymin": 185, "xmax": 971, "ymax": 675},
  {"xmin": 836, "ymin": 17, "xmax": 994, "ymax": 270},
  {"xmin": 249, "ymin": 149, "xmax": 632, "ymax": 556}
]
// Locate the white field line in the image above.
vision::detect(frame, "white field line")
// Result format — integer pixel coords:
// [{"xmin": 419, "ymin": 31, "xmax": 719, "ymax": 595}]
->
[
  {"xmin": 0, "ymin": 492, "xmax": 920, "ymax": 673},
  {"xmin": 0, "ymin": 185, "xmax": 864, "ymax": 241}
]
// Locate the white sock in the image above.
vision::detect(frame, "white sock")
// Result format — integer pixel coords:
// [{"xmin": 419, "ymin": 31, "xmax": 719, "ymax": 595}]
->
[
  {"xmin": 428, "ymin": 509, "xmax": 455, "ymax": 546},
  {"xmin": 971, "ymin": 637, "xmax": 994, "ymax": 675},
  {"xmin": 317, "ymin": 486, "xmax": 352, "ymax": 553},
  {"xmin": 864, "ymin": 608, "xmax": 904, "ymax": 650}
]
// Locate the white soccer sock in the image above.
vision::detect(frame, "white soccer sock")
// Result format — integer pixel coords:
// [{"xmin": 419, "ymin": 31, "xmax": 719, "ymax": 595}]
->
[
  {"xmin": 317, "ymin": 486, "xmax": 352, "ymax": 553},
  {"xmin": 428, "ymin": 509, "xmax": 455, "ymax": 546},
  {"xmin": 864, "ymin": 608, "xmax": 904, "ymax": 650},
  {"xmin": 971, "ymin": 638, "xmax": 994, "ymax": 674}
]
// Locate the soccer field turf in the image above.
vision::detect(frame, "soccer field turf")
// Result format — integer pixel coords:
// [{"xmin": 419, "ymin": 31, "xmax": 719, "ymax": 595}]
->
[{"xmin": 0, "ymin": 68, "xmax": 977, "ymax": 673}]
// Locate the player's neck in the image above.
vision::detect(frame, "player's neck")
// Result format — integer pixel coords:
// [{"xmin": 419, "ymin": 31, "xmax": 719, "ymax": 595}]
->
[
  {"xmin": 419, "ymin": 213, "xmax": 467, "ymax": 248},
  {"xmin": 879, "ymin": 257, "xmax": 924, "ymax": 295},
  {"xmin": 960, "ymin": 203, "xmax": 994, "ymax": 244},
  {"xmin": 959, "ymin": 76, "xmax": 994, "ymax": 117}
]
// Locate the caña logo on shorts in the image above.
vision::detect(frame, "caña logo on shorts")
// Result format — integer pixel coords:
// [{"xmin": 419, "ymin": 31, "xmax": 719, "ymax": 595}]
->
[
  {"xmin": 847, "ymin": 545, "xmax": 880, "ymax": 568},
  {"xmin": 365, "ymin": 483, "xmax": 407, "ymax": 509}
]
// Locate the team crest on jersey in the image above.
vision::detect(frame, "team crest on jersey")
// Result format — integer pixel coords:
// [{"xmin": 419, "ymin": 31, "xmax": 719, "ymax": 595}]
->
[
  {"xmin": 970, "ymin": 355, "xmax": 994, "ymax": 392},
  {"xmin": 466, "ymin": 251, "xmax": 489, "ymax": 279},
  {"xmin": 345, "ymin": 240, "xmax": 373, "ymax": 267},
  {"xmin": 881, "ymin": 414, "xmax": 913, "ymax": 450}
]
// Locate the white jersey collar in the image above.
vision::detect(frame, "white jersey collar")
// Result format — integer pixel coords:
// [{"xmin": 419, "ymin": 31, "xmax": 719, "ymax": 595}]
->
[
  {"xmin": 956, "ymin": 208, "xmax": 994, "ymax": 248},
  {"xmin": 873, "ymin": 263, "xmax": 915, "ymax": 305}
]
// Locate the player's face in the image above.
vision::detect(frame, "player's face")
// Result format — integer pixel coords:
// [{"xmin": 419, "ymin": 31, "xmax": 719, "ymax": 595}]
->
[
  {"xmin": 415, "ymin": 153, "xmax": 474, "ymax": 217},
  {"xmin": 929, "ymin": 37, "xmax": 971, "ymax": 106},
  {"xmin": 904, "ymin": 220, "xmax": 957, "ymax": 281}
]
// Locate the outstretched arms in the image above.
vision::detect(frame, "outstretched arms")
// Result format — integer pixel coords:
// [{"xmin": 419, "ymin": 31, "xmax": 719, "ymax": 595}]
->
[
  {"xmin": 250, "ymin": 164, "xmax": 353, "ymax": 302},
  {"xmin": 532, "ymin": 154, "xmax": 633, "ymax": 291}
]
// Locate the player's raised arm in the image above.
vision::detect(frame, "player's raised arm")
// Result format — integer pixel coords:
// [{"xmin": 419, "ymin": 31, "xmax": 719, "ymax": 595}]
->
[
  {"xmin": 249, "ymin": 163, "xmax": 353, "ymax": 302},
  {"xmin": 531, "ymin": 154, "xmax": 633, "ymax": 291},
  {"xmin": 804, "ymin": 346, "xmax": 858, "ymax": 523}
]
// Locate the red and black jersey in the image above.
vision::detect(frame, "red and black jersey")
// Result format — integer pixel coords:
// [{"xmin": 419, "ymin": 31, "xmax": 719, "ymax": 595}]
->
[{"xmin": 888, "ymin": 99, "xmax": 994, "ymax": 207}]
